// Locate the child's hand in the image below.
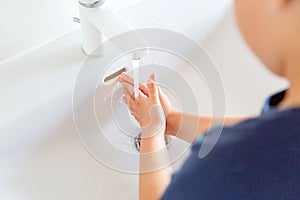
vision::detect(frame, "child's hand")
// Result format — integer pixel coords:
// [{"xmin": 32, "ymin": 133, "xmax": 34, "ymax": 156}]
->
[
  {"xmin": 121, "ymin": 78, "xmax": 166, "ymax": 138},
  {"xmin": 118, "ymin": 72, "xmax": 178, "ymax": 135}
]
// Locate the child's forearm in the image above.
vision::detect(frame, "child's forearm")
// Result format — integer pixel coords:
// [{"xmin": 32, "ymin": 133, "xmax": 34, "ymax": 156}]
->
[
  {"xmin": 166, "ymin": 111, "xmax": 252, "ymax": 143},
  {"xmin": 139, "ymin": 134, "xmax": 173, "ymax": 200}
]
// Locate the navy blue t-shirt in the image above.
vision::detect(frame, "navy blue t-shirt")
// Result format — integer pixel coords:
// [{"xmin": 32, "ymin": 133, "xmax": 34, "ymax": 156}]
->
[{"xmin": 161, "ymin": 91, "xmax": 299, "ymax": 199}]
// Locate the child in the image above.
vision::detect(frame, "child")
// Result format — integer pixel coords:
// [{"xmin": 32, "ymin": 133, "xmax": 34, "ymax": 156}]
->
[{"xmin": 118, "ymin": 0, "xmax": 300, "ymax": 199}]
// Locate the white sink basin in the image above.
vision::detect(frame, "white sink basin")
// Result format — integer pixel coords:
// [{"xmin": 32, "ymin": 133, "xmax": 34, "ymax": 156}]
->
[{"xmin": 72, "ymin": 28, "xmax": 225, "ymax": 173}]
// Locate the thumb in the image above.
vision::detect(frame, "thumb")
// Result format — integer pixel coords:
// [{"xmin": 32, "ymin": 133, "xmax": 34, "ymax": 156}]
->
[
  {"xmin": 149, "ymin": 73, "xmax": 162, "ymax": 96},
  {"xmin": 147, "ymin": 79, "xmax": 160, "ymax": 105},
  {"xmin": 149, "ymin": 73, "xmax": 156, "ymax": 81}
]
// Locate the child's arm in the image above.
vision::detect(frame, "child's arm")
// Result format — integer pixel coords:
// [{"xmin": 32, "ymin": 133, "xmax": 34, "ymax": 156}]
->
[
  {"xmin": 122, "ymin": 79, "xmax": 172, "ymax": 199},
  {"xmin": 139, "ymin": 134, "xmax": 172, "ymax": 200},
  {"xmin": 118, "ymin": 72, "xmax": 253, "ymax": 143},
  {"xmin": 166, "ymin": 111, "xmax": 251, "ymax": 143}
]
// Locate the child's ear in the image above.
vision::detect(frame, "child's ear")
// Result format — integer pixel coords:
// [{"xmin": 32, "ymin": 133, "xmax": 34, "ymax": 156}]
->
[
  {"xmin": 269, "ymin": 0, "xmax": 298, "ymax": 9},
  {"xmin": 270, "ymin": 0, "xmax": 300, "ymax": 16}
]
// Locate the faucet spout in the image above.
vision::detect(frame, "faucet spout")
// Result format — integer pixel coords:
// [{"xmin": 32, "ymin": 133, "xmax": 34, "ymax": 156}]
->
[{"xmin": 78, "ymin": 0, "xmax": 147, "ymax": 58}]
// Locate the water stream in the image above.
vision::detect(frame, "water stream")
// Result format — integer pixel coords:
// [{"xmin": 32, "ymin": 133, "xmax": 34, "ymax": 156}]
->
[{"xmin": 132, "ymin": 59, "xmax": 141, "ymax": 97}]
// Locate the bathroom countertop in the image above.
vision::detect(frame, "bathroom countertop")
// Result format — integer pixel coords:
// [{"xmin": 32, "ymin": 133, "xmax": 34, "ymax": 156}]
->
[{"xmin": 0, "ymin": 30, "xmax": 85, "ymax": 127}]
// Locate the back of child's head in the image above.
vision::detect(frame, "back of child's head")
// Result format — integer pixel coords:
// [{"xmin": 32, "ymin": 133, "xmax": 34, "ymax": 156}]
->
[{"xmin": 234, "ymin": 0, "xmax": 300, "ymax": 79}]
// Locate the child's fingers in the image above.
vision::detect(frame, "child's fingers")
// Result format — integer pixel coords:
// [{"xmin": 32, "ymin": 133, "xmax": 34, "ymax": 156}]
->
[
  {"xmin": 121, "ymin": 81, "xmax": 134, "ymax": 96},
  {"xmin": 128, "ymin": 96, "xmax": 138, "ymax": 114},
  {"xmin": 119, "ymin": 72, "xmax": 134, "ymax": 85},
  {"xmin": 123, "ymin": 86, "xmax": 134, "ymax": 102},
  {"xmin": 122, "ymin": 96, "xmax": 129, "ymax": 106},
  {"xmin": 119, "ymin": 72, "xmax": 150, "ymax": 96},
  {"xmin": 139, "ymin": 83, "xmax": 148, "ymax": 96},
  {"xmin": 149, "ymin": 73, "xmax": 162, "ymax": 95},
  {"xmin": 147, "ymin": 79, "xmax": 160, "ymax": 104},
  {"xmin": 149, "ymin": 73, "xmax": 156, "ymax": 81},
  {"xmin": 138, "ymin": 90, "xmax": 149, "ymax": 101},
  {"xmin": 118, "ymin": 72, "xmax": 126, "ymax": 83}
]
